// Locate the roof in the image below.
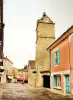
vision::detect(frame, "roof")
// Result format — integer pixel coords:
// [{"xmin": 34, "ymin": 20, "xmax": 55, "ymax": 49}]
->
[
  {"xmin": 13, "ymin": 67, "xmax": 18, "ymax": 70},
  {"xmin": 3, "ymin": 56, "xmax": 13, "ymax": 64},
  {"xmin": 37, "ymin": 15, "xmax": 54, "ymax": 24},
  {"xmin": 47, "ymin": 25, "xmax": 73, "ymax": 51},
  {"xmin": 36, "ymin": 13, "xmax": 55, "ymax": 32}
]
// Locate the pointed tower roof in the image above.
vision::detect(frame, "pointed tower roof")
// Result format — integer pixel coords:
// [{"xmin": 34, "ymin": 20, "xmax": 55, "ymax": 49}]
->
[{"xmin": 37, "ymin": 12, "xmax": 54, "ymax": 24}]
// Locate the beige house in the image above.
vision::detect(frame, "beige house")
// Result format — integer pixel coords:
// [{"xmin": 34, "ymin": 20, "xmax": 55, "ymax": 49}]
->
[
  {"xmin": 12, "ymin": 67, "xmax": 18, "ymax": 78},
  {"xmin": 12, "ymin": 67, "xmax": 18, "ymax": 82},
  {"xmin": 28, "ymin": 12, "xmax": 55, "ymax": 87},
  {"xmin": 22, "ymin": 69, "xmax": 28, "ymax": 82},
  {"xmin": 3, "ymin": 56, "xmax": 13, "ymax": 82}
]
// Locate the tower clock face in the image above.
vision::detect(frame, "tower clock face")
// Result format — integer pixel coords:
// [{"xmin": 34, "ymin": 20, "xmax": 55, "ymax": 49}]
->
[{"xmin": 43, "ymin": 18, "xmax": 49, "ymax": 22}]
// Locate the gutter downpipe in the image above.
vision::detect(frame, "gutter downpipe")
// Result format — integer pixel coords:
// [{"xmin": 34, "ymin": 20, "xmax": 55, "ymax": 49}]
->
[
  {"xmin": 47, "ymin": 49, "xmax": 51, "ymax": 88},
  {"xmin": 68, "ymin": 36, "xmax": 71, "ymax": 93}
]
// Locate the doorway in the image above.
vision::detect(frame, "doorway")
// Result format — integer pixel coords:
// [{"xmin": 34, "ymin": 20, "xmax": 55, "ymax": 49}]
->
[
  {"xmin": 0, "ymin": 77, "xmax": 1, "ymax": 82},
  {"xmin": 66, "ymin": 75, "xmax": 70, "ymax": 93},
  {"xmin": 43, "ymin": 75, "xmax": 50, "ymax": 88}
]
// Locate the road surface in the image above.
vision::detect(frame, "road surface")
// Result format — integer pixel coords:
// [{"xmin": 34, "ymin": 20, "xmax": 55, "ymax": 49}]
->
[{"xmin": 0, "ymin": 83, "xmax": 73, "ymax": 100}]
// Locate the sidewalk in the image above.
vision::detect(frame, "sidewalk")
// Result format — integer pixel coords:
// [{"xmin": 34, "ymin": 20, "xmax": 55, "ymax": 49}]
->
[
  {"xmin": 45, "ymin": 88, "xmax": 65, "ymax": 96},
  {"xmin": 26, "ymin": 84, "xmax": 71, "ymax": 96}
]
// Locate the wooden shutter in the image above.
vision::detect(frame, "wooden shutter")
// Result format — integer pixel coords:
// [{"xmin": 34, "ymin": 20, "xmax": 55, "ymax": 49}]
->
[
  {"xmin": 57, "ymin": 49, "xmax": 60, "ymax": 64},
  {"xmin": 52, "ymin": 53, "xmax": 54, "ymax": 66},
  {"xmin": 54, "ymin": 76, "xmax": 57, "ymax": 87}
]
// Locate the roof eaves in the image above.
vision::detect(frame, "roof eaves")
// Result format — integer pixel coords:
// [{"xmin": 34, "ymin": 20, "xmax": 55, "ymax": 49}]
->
[{"xmin": 47, "ymin": 25, "xmax": 73, "ymax": 51}]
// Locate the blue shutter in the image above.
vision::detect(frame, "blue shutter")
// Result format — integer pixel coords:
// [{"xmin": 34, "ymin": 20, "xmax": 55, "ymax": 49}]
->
[
  {"xmin": 54, "ymin": 76, "xmax": 57, "ymax": 87},
  {"xmin": 57, "ymin": 49, "xmax": 60, "ymax": 64},
  {"xmin": 52, "ymin": 53, "xmax": 54, "ymax": 66}
]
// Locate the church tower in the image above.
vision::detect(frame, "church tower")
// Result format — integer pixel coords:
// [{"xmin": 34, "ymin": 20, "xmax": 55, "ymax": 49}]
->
[
  {"xmin": 35, "ymin": 12, "xmax": 55, "ymax": 87},
  {"xmin": 0, "ymin": 0, "xmax": 4, "ymax": 71}
]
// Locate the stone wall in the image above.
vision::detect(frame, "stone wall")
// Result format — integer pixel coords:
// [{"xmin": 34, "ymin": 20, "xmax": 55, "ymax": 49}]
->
[{"xmin": 35, "ymin": 16, "xmax": 55, "ymax": 87}]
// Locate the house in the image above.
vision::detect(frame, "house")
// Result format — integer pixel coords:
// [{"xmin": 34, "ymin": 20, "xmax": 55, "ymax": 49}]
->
[
  {"xmin": 12, "ymin": 67, "xmax": 18, "ymax": 78},
  {"xmin": 28, "ymin": 60, "xmax": 36, "ymax": 86},
  {"xmin": 0, "ymin": 0, "xmax": 5, "ymax": 82},
  {"xmin": 16, "ymin": 68, "xmax": 25, "ymax": 82},
  {"xmin": 47, "ymin": 25, "xmax": 73, "ymax": 94},
  {"xmin": 22, "ymin": 69, "xmax": 28, "ymax": 83},
  {"xmin": 3, "ymin": 56, "xmax": 13, "ymax": 82},
  {"xmin": 35, "ymin": 12, "xmax": 55, "ymax": 87},
  {"xmin": 15, "ymin": 68, "xmax": 28, "ymax": 83}
]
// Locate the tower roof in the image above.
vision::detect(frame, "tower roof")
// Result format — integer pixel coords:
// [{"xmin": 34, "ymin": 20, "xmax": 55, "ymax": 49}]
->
[{"xmin": 37, "ymin": 12, "xmax": 54, "ymax": 24}]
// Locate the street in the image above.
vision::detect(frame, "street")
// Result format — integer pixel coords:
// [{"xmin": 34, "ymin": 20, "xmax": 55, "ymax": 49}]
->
[{"xmin": 0, "ymin": 83, "xmax": 73, "ymax": 100}]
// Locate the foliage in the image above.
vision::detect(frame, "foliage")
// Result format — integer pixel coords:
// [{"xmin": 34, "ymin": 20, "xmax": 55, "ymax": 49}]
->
[{"xmin": 24, "ymin": 64, "xmax": 28, "ymax": 69}]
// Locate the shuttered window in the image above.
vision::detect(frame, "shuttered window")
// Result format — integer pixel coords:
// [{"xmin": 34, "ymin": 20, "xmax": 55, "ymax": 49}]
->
[
  {"xmin": 57, "ymin": 49, "xmax": 60, "ymax": 64},
  {"xmin": 52, "ymin": 49, "xmax": 60, "ymax": 66},
  {"xmin": 54, "ymin": 76, "xmax": 57, "ymax": 87},
  {"xmin": 54, "ymin": 75, "xmax": 61, "ymax": 88}
]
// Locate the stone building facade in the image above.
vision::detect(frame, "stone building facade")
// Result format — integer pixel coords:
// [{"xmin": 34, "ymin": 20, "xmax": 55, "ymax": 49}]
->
[
  {"xmin": 0, "ymin": 0, "xmax": 5, "ymax": 82},
  {"xmin": 3, "ymin": 56, "xmax": 13, "ymax": 82},
  {"xmin": 35, "ymin": 13, "xmax": 55, "ymax": 87},
  {"xmin": 28, "ymin": 13, "xmax": 55, "ymax": 87},
  {"xmin": 28, "ymin": 60, "xmax": 36, "ymax": 86}
]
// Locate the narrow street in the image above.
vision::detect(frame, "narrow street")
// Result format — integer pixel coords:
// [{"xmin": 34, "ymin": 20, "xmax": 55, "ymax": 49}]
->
[{"xmin": 0, "ymin": 83, "xmax": 73, "ymax": 100}]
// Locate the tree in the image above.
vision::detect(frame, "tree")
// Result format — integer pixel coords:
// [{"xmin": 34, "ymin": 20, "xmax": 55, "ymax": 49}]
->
[{"xmin": 24, "ymin": 64, "xmax": 28, "ymax": 69}]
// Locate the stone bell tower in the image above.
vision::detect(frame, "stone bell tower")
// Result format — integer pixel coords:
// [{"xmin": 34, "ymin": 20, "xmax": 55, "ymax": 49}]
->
[
  {"xmin": 35, "ymin": 12, "xmax": 55, "ymax": 87},
  {"xmin": 0, "ymin": 0, "xmax": 4, "ymax": 70}
]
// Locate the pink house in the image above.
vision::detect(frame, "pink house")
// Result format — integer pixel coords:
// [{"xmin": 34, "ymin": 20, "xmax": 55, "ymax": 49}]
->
[{"xmin": 47, "ymin": 25, "xmax": 73, "ymax": 94}]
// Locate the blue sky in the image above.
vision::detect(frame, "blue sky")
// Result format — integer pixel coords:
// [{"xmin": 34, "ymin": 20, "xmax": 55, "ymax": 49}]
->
[{"xmin": 3, "ymin": 0, "xmax": 73, "ymax": 68}]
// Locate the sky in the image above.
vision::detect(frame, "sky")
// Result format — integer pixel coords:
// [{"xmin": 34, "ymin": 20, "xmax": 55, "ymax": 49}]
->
[{"xmin": 3, "ymin": 0, "xmax": 73, "ymax": 68}]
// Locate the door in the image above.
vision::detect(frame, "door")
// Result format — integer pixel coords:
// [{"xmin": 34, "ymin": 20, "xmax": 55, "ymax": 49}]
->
[
  {"xmin": 43, "ymin": 75, "xmax": 50, "ymax": 88},
  {"xmin": 0, "ymin": 77, "xmax": 1, "ymax": 82},
  {"xmin": 66, "ymin": 75, "xmax": 70, "ymax": 93}
]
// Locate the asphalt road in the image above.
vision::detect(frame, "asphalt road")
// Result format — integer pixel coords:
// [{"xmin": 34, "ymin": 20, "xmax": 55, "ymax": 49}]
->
[{"xmin": 0, "ymin": 83, "xmax": 73, "ymax": 100}]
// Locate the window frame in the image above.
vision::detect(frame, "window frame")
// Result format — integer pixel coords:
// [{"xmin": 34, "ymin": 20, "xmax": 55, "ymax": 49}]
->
[
  {"xmin": 52, "ymin": 48, "xmax": 60, "ymax": 66},
  {"xmin": 54, "ymin": 75, "xmax": 61, "ymax": 89}
]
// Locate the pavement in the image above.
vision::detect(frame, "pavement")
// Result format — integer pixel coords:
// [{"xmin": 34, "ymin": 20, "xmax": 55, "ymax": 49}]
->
[{"xmin": 0, "ymin": 83, "xmax": 73, "ymax": 100}]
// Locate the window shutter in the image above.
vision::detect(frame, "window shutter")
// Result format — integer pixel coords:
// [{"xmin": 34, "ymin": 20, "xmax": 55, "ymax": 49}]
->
[
  {"xmin": 52, "ymin": 53, "xmax": 54, "ymax": 66},
  {"xmin": 57, "ymin": 49, "xmax": 60, "ymax": 64},
  {"xmin": 54, "ymin": 76, "xmax": 57, "ymax": 87}
]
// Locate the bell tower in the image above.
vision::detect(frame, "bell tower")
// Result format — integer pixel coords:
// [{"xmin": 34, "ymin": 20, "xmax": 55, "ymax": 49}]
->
[
  {"xmin": 36, "ymin": 12, "xmax": 55, "ymax": 71},
  {"xmin": 35, "ymin": 13, "xmax": 55, "ymax": 86}
]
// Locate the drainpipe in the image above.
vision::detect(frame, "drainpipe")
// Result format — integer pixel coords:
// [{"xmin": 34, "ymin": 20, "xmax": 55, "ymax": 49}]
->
[
  {"xmin": 68, "ymin": 36, "xmax": 71, "ymax": 93},
  {"xmin": 68, "ymin": 37, "xmax": 71, "ymax": 72},
  {"xmin": 47, "ymin": 49, "xmax": 51, "ymax": 88}
]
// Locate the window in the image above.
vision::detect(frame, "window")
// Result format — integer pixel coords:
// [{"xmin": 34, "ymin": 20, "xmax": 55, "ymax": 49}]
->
[
  {"xmin": 52, "ymin": 49, "xmax": 60, "ymax": 66},
  {"xmin": 57, "ymin": 76, "xmax": 61, "ymax": 87},
  {"xmin": 54, "ymin": 75, "xmax": 61, "ymax": 88},
  {"xmin": 54, "ymin": 51, "xmax": 57, "ymax": 65}
]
